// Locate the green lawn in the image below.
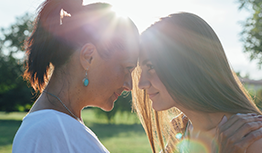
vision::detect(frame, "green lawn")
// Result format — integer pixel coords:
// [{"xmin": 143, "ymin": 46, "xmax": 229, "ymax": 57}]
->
[{"xmin": 0, "ymin": 109, "xmax": 152, "ymax": 153}]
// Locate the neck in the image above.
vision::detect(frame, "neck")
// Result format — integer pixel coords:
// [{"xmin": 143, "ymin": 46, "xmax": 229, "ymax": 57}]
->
[
  {"xmin": 179, "ymin": 107, "xmax": 233, "ymax": 135},
  {"xmin": 175, "ymin": 106, "xmax": 234, "ymax": 152},
  {"xmin": 48, "ymin": 72, "xmax": 83, "ymax": 119},
  {"xmin": 30, "ymin": 70, "xmax": 83, "ymax": 121},
  {"xmin": 43, "ymin": 90, "xmax": 82, "ymax": 121}
]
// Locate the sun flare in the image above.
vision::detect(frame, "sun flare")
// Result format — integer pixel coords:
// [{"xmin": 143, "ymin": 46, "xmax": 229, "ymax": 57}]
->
[{"xmin": 111, "ymin": 5, "xmax": 129, "ymax": 19}]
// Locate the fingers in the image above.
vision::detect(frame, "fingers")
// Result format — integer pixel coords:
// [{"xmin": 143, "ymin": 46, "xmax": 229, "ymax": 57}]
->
[
  {"xmin": 237, "ymin": 117, "xmax": 262, "ymax": 138},
  {"xmin": 239, "ymin": 127, "xmax": 262, "ymax": 149},
  {"xmin": 215, "ymin": 114, "xmax": 262, "ymax": 153},
  {"xmin": 219, "ymin": 120, "xmax": 262, "ymax": 151},
  {"xmin": 218, "ymin": 114, "xmax": 261, "ymax": 134},
  {"xmin": 214, "ymin": 114, "xmax": 262, "ymax": 153},
  {"xmin": 218, "ymin": 115, "xmax": 228, "ymax": 127},
  {"xmin": 218, "ymin": 114, "xmax": 251, "ymax": 131},
  {"xmin": 221, "ymin": 115, "xmax": 262, "ymax": 139}
]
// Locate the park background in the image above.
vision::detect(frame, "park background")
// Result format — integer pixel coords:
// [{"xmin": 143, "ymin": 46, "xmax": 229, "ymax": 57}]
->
[{"xmin": 1, "ymin": 0, "xmax": 262, "ymax": 152}]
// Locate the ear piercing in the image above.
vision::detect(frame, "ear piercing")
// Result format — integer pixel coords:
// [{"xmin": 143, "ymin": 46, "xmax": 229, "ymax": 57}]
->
[{"xmin": 83, "ymin": 70, "xmax": 89, "ymax": 87}]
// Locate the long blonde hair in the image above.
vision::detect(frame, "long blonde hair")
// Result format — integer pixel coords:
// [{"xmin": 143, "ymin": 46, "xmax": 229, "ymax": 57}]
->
[{"xmin": 132, "ymin": 12, "xmax": 261, "ymax": 153}]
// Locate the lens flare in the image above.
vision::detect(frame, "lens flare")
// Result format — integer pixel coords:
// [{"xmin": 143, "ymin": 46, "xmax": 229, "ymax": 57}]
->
[
  {"xmin": 176, "ymin": 138, "xmax": 210, "ymax": 153},
  {"xmin": 111, "ymin": 6, "xmax": 128, "ymax": 18}
]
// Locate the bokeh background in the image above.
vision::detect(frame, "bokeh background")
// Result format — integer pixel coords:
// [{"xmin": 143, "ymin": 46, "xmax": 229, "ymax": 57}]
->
[
  {"xmin": 1, "ymin": 0, "xmax": 262, "ymax": 79},
  {"xmin": 1, "ymin": 0, "xmax": 262, "ymax": 153}
]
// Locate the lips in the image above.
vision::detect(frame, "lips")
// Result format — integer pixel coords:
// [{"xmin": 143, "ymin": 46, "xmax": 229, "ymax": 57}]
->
[
  {"xmin": 148, "ymin": 92, "xmax": 159, "ymax": 99},
  {"xmin": 114, "ymin": 92, "xmax": 121, "ymax": 99}
]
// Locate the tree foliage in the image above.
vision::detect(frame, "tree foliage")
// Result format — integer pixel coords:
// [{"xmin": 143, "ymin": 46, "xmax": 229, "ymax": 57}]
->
[
  {"xmin": 0, "ymin": 13, "xmax": 34, "ymax": 112},
  {"xmin": 254, "ymin": 89, "xmax": 262, "ymax": 109},
  {"xmin": 0, "ymin": 13, "xmax": 33, "ymax": 56},
  {"xmin": 238, "ymin": 0, "xmax": 262, "ymax": 67}
]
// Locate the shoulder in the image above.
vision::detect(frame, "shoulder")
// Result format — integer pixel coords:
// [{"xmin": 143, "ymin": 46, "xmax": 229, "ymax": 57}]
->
[
  {"xmin": 171, "ymin": 114, "xmax": 189, "ymax": 133},
  {"xmin": 14, "ymin": 110, "xmax": 81, "ymax": 142},
  {"xmin": 24, "ymin": 110, "xmax": 75, "ymax": 129},
  {"xmin": 247, "ymin": 130, "xmax": 262, "ymax": 153},
  {"xmin": 12, "ymin": 110, "xmax": 64, "ymax": 152},
  {"xmin": 13, "ymin": 110, "xmax": 109, "ymax": 153},
  {"xmin": 14, "ymin": 110, "xmax": 109, "ymax": 152}
]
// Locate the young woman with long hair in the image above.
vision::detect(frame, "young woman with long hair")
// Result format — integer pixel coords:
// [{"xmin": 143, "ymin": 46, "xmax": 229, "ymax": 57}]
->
[
  {"xmin": 132, "ymin": 12, "xmax": 262, "ymax": 153},
  {"xmin": 12, "ymin": 0, "xmax": 139, "ymax": 152}
]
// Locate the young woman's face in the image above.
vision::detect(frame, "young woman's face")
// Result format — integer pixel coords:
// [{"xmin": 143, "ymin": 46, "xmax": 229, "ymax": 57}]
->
[{"xmin": 138, "ymin": 51, "xmax": 176, "ymax": 111}]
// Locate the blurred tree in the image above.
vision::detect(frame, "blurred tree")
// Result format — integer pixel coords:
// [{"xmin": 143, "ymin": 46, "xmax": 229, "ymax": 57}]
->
[
  {"xmin": 235, "ymin": 71, "xmax": 250, "ymax": 79},
  {"xmin": 93, "ymin": 91, "xmax": 133, "ymax": 123},
  {"xmin": 253, "ymin": 89, "xmax": 262, "ymax": 110},
  {"xmin": 235, "ymin": 71, "xmax": 241, "ymax": 77},
  {"xmin": 238, "ymin": 0, "xmax": 262, "ymax": 67},
  {"xmin": 0, "ymin": 13, "xmax": 33, "ymax": 57},
  {"xmin": 0, "ymin": 13, "xmax": 35, "ymax": 112}
]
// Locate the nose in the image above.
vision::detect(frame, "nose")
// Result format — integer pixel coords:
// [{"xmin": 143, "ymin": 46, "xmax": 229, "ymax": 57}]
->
[
  {"xmin": 123, "ymin": 73, "xmax": 133, "ymax": 91},
  {"xmin": 138, "ymin": 71, "xmax": 150, "ymax": 90}
]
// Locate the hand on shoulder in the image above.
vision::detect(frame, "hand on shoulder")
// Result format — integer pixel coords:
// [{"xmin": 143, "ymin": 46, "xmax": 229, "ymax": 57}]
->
[{"xmin": 213, "ymin": 114, "xmax": 262, "ymax": 153}]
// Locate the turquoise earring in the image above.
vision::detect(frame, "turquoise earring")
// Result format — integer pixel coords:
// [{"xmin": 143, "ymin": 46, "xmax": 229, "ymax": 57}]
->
[{"xmin": 83, "ymin": 71, "xmax": 89, "ymax": 87}]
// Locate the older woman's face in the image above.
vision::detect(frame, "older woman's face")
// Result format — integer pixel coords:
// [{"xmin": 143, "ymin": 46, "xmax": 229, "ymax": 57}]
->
[
  {"xmin": 138, "ymin": 51, "xmax": 175, "ymax": 111},
  {"xmin": 88, "ymin": 44, "xmax": 139, "ymax": 111}
]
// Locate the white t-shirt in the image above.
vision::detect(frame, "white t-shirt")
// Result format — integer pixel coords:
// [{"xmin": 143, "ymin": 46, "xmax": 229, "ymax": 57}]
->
[{"xmin": 12, "ymin": 109, "xmax": 109, "ymax": 153}]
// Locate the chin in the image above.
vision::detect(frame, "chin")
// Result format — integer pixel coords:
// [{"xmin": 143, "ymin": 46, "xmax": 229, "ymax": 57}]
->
[
  {"xmin": 152, "ymin": 102, "xmax": 172, "ymax": 111},
  {"xmin": 101, "ymin": 100, "xmax": 116, "ymax": 112},
  {"xmin": 101, "ymin": 106, "xmax": 114, "ymax": 112},
  {"xmin": 152, "ymin": 103, "xmax": 163, "ymax": 111}
]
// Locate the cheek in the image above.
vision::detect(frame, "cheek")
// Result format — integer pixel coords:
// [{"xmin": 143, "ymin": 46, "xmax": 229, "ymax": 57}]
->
[
  {"xmin": 104, "ymin": 63, "xmax": 125, "ymax": 86},
  {"xmin": 151, "ymin": 74, "xmax": 164, "ymax": 90},
  {"xmin": 161, "ymin": 86, "xmax": 176, "ymax": 108},
  {"xmin": 153, "ymin": 76, "xmax": 175, "ymax": 101}
]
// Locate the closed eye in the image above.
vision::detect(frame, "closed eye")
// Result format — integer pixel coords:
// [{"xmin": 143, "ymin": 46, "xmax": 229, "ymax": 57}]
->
[
  {"xmin": 126, "ymin": 66, "xmax": 135, "ymax": 73},
  {"xmin": 146, "ymin": 64, "xmax": 154, "ymax": 70}
]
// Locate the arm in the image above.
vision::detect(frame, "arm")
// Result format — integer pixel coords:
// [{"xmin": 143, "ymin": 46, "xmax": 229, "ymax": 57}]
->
[{"xmin": 212, "ymin": 114, "xmax": 262, "ymax": 153}]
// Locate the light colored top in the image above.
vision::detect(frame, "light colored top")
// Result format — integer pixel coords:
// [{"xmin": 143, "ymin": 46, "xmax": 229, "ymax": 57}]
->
[
  {"xmin": 177, "ymin": 121, "xmax": 191, "ymax": 153},
  {"xmin": 12, "ymin": 109, "xmax": 109, "ymax": 153}
]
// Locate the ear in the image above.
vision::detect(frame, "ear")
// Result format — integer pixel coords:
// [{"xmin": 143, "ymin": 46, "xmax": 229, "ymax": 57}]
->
[{"xmin": 80, "ymin": 43, "xmax": 96, "ymax": 70}]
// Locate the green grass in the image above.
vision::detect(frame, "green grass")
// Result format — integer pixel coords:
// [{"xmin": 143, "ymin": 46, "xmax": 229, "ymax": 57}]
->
[
  {"xmin": 0, "ymin": 109, "xmax": 152, "ymax": 153},
  {"xmin": 0, "ymin": 112, "xmax": 26, "ymax": 153}
]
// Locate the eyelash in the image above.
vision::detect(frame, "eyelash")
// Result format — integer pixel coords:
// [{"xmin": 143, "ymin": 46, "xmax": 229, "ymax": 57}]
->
[
  {"xmin": 146, "ymin": 64, "xmax": 154, "ymax": 70},
  {"xmin": 126, "ymin": 66, "xmax": 134, "ymax": 73}
]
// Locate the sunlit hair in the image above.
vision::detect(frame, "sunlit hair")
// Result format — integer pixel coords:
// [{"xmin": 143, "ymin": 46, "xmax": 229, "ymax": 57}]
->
[
  {"xmin": 132, "ymin": 12, "xmax": 262, "ymax": 152},
  {"xmin": 23, "ymin": 0, "xmax": 139, "ymax": 92}
]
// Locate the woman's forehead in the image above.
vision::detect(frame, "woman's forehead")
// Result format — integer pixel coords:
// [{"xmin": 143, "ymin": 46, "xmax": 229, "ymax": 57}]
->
[
  {"xmin": 139, "ymin": 50, "xmax": 150, "ymax": 66},
  {"xmin": 113, "ymin": 47, "xmax": 139, "ymax": 64}
]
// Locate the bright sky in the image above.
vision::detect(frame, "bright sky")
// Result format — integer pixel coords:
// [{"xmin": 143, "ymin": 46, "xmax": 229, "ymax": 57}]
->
[{"xmin": 1, "ymin": 0, "xmax": 262, "ymax": 80}]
